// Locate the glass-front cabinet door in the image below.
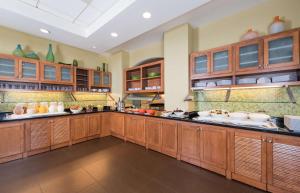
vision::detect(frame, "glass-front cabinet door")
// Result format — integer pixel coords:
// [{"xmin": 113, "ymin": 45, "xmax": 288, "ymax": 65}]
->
[
  {"xmin": 41, "ymin": 63, "xmax": 57, "ymax": 82},
  {"xmin": 264, "ymin": 30, "xmax": 299, "ymax": 69},
  {"xmin": 60, "ymin": 65, "xmax": 73, "ymax": 84},
  {"xmin": 235, "ymin": 39, "xmax": 263, "ymax": 73},
  {"xmin": 102, "ymin": 72, "xmax": 111, "ymax": 87},
  {"xmin": 190, "ymin": 52, "xmax": 210, "ymax": 78},
  {"xmin": 19, "ymin": 59, "xmax": 39, "ymax": 81},
  {"xmin": 211, "ymin": 46, "xmax": 233, "ymax": 75},
  {"xmin": 0, "ymin": 54, "xmax": 18, "ymax": 80},
  {"xmin": 92, "ymin": 71, "xmax": 101, "ymax": 86}
]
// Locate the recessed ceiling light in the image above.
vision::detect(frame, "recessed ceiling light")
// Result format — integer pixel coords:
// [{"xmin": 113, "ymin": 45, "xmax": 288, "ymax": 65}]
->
[
  {"xmin": 111, "ymin": 32, "xmax": 118, "ymax": 37},
  {"xmin": 40, "ymin": 28, "xmax": 50, "ymax": 34},
  {"xmin": 142, "ymin": 12, "xmax": 151, "ymax": 19},
  {"xmin": 92, "ymin": 46, "xmax": 97, "ymax": 49}
]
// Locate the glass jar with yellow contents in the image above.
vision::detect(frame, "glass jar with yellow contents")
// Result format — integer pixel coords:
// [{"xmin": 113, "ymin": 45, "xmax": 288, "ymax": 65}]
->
[{"xmin": 39, "ymin": 102, "xmax": 49, "ymax": 114}]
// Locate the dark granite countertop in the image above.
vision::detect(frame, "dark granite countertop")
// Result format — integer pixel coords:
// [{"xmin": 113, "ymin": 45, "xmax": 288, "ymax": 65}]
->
[{"xmin": 1, "ymin": 110, "xmax": 299, "ymax": 137}]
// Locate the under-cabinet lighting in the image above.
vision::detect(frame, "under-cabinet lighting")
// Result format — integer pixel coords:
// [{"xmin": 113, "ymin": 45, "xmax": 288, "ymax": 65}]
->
[{"xmin": 193, "ymin": 85, "xmax": 284, "ymax": 91}]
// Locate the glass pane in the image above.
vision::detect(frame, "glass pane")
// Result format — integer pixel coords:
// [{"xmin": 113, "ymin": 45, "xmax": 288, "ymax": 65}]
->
[
  {"xmin": 194, "ymin": 55, "xmax": 208, "ymax": 74},
  {"xmin": 103, "ymin": 74, "xmax": 110, "ymax": 85},
  {"xmin": 239, "ymin": 44, "xmax": 259, "ymax": 68},
  {"xmin": 22, "ymin": 62, "xmax": 36, "ymax": 78},
  {"xmin": 268, "ymin": 36, "xmax": 293, "ymax": 65},
  {"xmin": 44, "ymin": 65, "xmax": 56, "ymax": 80},
  {"xmin": 61, "ymin": 67, "xmax": 71, "ymax": 81},
  {"xmin": 213, "ymin": 51, "xmax": 229, "ymax": 72},
  {"xmin": 93, "ymin": 72, "xmax": 100, "ymax": 85},
  {"xmin": 0, "ymin": 58, "xmax": 15, "ymax": 77}
]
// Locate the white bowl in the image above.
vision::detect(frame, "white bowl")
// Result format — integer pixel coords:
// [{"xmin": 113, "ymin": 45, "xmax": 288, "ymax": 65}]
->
[
  {"xmin": 249, "ymin": 113, "xmax": 270, "ymax": 122},
  {"xmin": 174, "ymin": 111, "xmax": 185, "ymax": 117},
  {"xmin": 198, "ymin": 111, "xmax": 211, "ymax": 117},
  {"xmin": 70, "ymin": 108, "xmax": 82, "ymax": 114},
  {"xmin": 229, "ymin": 112, "xmax": 249, "ymax": 120},
  {"xmin": 161, "ymin": 111, "xmax": 172, "ymax": 117}
]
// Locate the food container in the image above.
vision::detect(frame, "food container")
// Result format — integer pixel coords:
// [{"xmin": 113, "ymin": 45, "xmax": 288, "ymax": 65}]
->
[
  {"xmin": 284, "ymin": 115, "xmax": 300, "ymax": 132},
  {"xmin": 249, "ymin": 113, "xmax": 270, "ymax": 122},
  {"xmin": 146, "ymin": 109, "xmax": 155, "ymax": 115},
  {"xmin": 197, "ymin": 111, "xmax": 211, "ymax": 117},
  {"xmin": 49, "ymin": 102, "xmax": 58, "ymax": 113},
  {"xmin": 174, "ymin": 111, "xmax": 185, "ymax": 117},
  {"xmin": 57, "ymin": 102, "xmax": 65, "ymax": 112},
  {"xmin": 229, "ymin": 112, "xmax": 249, "ymax": 120},
  {"xmin": 70, "ymin": 105, "xmax": 82, "ymax": 114}
]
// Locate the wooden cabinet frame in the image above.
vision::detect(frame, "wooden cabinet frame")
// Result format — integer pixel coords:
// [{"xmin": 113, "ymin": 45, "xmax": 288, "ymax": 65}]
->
[
  {"xmin": 18, "ymin": 58, "xmax": 40, "ymax": 82},
  {"xmin": 235, "ymin": 38, "xmax": 264, "ymax": 74},
  {"xmin": 0, "ymin": 54, "xmax": 19, "ymax": 81},
  {"xmin": 190, "ymin": 51, "xmax": 211, "ymax": 79},
  {"xmin": 210, "ymin": 45, "xmax": 233, "ymax": 76},
  {"xmin": 59, "ymin": 64, "xmax": 74, "ymax": 85},
  {"xmin": 40, "ymin": 61, "xmax": 59, "ymax": 83},
  {"xmin": 264, "ymin": 30, "xmax": 300, "ymax": 70}
]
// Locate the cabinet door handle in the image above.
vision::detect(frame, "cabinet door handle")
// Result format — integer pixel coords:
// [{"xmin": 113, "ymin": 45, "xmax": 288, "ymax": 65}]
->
[{"xmin": 268, "ymin": 140, "xmax": 273, "ymax": 143}]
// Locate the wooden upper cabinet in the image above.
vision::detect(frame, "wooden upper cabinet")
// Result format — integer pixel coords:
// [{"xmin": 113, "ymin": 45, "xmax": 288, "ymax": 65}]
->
[
  {"xmin": 161, "ymin": 120, "xmax": 178, "ymax": 158},
  {"xmin": 40, "ymin": 62, "xmax": 58, "ymax": 83},
  {"xmin": 88, "ymin": 114, "xmax": 101, "ymax": 137},
  {"xmin": 18, "ymin": 58, "xmax": 39, "ymax": 82},
  {"xmin": 200, "ymin": 125, "xmax": 227, "ymax": 175},
  {"xmin": 231, "ymin": 131, "xmax": 267, "ymax": 191},
  {"xmin": 59, "ymin": 65, "xmax": 73, "ymax": 84},
  {"xmin": 266, "ymin": 135, "xmax": 300, "ymax": 193},
  {"xmin": 145, "ymin": 118, "xmax": 162, "ymax": 152},
  {"xmin": 190, "ymin": 52, "xmax": 211, "ymax": 78},
  {"xmin": 102, "ymin": 72, "xmax": 111, "ymax": 87},
  {"xmin": 235, "ymin": 39, "xmax": 264, "ymax": 74},
  {"xmin": 90, "ymin": 70, "xmax": 102, "ymax": 87},
  {"xmin": 111, "ymin": 113, "xmax": 124, "ymax": 137},
  {"xmin": 264, "ymin": 30, "xmax": 300, "ymax": 70},
  {"xmin": 51, "ymin": 117, "xmax": 70, "ymax": 148},
  {"xmin": 0, "ymin": 122, "xmax": 24, "ymax": 162},
  {"xmin": 70, "ymin": 115, "xmax": 88, "ymax": 143},
  {"xmin": 29, "ymin": 119, "xmax": 51, "ymax": 151},
  {"xmin": 178, "ymin": 123, "xmax": 201, "ymax": 166},
  {"xmin": 211, "ymin": 45, "xmax": 233, "ymax": 75},
  {"xmin": 0, "ymin": 54, "xmax": 19, "ymax": 80}
]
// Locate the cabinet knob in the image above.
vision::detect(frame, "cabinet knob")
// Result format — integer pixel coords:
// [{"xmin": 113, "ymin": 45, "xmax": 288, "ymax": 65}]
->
[
  {"xmin": 268, "ymin": 140, "xmax": 273, "ymax": 143},
  {"xmin": 262, "ymin": 139, "xmax": 266, "ymax": 142}
]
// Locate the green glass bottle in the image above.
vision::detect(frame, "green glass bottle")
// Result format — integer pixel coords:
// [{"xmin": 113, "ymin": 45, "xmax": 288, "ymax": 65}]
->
[
  {"xmin": 12, "ymin": 44, "xmax": 25, "ymax": 57},
  {"xmin": 46, "ymin": 44, "xmax": 55, "ymax": 62}
]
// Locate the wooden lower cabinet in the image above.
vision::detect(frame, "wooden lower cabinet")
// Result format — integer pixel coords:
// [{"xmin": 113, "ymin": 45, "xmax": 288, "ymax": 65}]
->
[
  {"xmin": 51, "ymin": 117, "xmax": 70, "ymax": 150},
  {"xmin": 26, "ymin": 119, "xmax": 51, "ymax": 155},
  {"xmin": 70, "ymin": 115, "xmax": 88, "ymax": 144},
  {"xmin": 267, "ymin": 135, "xmax": 300, "ymax": 193},
  {"xmin": 161, "ymin": 120, "xmax": 178, "ymax": 158},
  {"xmin": 145, "ymin": 118, "xmax": 162, "ymax": 152},
  {"xmin": 124, "ymin": 115, "xmax": 146, "ymax": 146},
  {"xmin": 0, "ymin": 122, "xmax": 24, "ymax": 163},
  {"xmin": 101, "ymin": 113, "xmax": 111, "ymax": 137},
  {"xmin": 87, "ymin": 114, "xmax": 101, "ymax": 138},
  {"xmin": 110, "ymin": 113, "xmax": 125, "ymax": 139},
  {"xmin": 230, "ymin": 130, "xmax": 267, "ymax": 191},
  {"xmin": 178, "ymin": 122, "xmax": 201, "ymax": 166},
  {"xmin": 200, "ymin": 125, "xmax": 227, "ymax": 175}
]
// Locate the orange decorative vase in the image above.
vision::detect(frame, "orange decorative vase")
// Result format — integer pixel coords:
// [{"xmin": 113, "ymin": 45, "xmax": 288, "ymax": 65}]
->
[{"xmin": 241, "ymin": 29, "xmax": 259, "ymax": 41}]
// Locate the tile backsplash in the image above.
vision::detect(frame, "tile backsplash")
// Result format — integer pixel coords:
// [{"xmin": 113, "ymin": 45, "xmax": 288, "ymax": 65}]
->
[
  {"xmin": 193, "ymin": 86, "xmax": 300, "ymax": 117},
  {"xmin": 0, "ymin": 91, "xmax": 109, "ymax": 112}
]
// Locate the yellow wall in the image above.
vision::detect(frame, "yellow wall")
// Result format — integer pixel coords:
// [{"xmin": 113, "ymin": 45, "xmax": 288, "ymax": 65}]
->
[
  {"xmin": 196, "ymin": 0, "xmax": 300, "ymax": 51},
  {"xmin": 0, "ymin": 26, "xmax": 108, "ymax": 68},
  {"xmin": 164, "ymin": 24, "xmax": 192, "ymax": 111},
  {"xmin": 128, "ymin": 42, "xmax": 163, "ymax": 66}
]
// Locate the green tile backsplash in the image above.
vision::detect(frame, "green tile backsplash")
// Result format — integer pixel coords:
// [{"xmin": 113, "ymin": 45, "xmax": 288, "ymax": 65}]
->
[
  {"xmin": 0, "ymin": 91, "xmax": 109, "ymax": 112},
  {"xmin": 193, "ymin": 86, "xmax": 300, "ymax": 117}
]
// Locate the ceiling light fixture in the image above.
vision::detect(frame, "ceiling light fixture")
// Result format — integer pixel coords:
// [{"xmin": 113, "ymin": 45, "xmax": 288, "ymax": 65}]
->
[
  {"xmin": 40, "ymin": 28, "xmax": 50, "ymax": 34},
  {"xmin": 92, "ymin": 46, "xmax": 97, "ymax": 49},
  {"xmin": 142, "ymin": 11, "xmax": 152, "ymax": 19},
  {"xmin": 110, "ymin": 32, "xmax": 118, "ymax": 37}
]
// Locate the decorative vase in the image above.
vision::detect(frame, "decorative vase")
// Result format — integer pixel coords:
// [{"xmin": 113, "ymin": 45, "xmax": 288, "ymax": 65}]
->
[
  {"xmin": 241, "ymin": 29, "xmax": 260, "ymax": 41},
  {"xmin": 25, "ymin": 51, "xmax": 40, "ymax": 60},
  {"xmin": 46, "ymin": 44, "xmax": 55, "ymax": 62},
  {"xmin": 12, "ymin": 44, "xmax": 25, "ymax": 57},
  {"xmin": 72, "ymin": 59, "xmax": 78, "ymax": 67},
  {"xmin": 102, "ymin": 63, "xmax": 107, "ymax": 72},
  {"xmin": 269, "ymin": 16, "xmax": 285, "ymax": 34}
]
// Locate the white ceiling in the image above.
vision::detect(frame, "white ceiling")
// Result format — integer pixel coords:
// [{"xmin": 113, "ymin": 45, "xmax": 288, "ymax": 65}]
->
[{"xmin": 0, "ymin": 0, "xmax": 266, "ymax": 54}]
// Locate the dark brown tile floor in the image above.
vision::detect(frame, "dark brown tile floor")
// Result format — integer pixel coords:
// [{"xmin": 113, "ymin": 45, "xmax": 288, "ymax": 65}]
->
[{"xmin": 0, "ymin": 137, "xmax": 266, "ymax": 193}]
